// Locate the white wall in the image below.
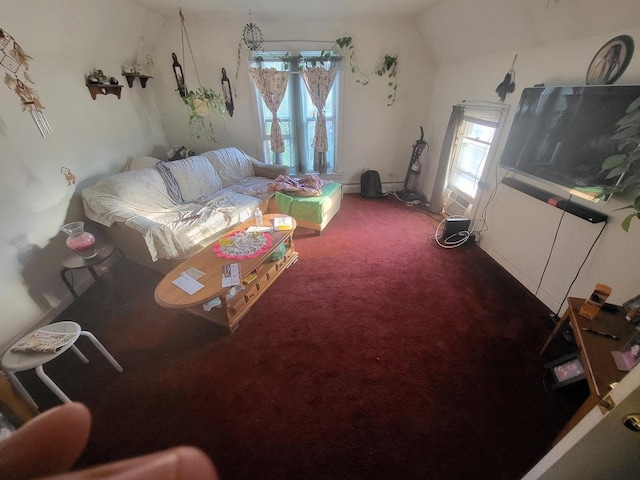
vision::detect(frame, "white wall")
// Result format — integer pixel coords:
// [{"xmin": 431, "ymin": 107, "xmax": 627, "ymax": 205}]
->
[
  {"xmin": 420, "ymin": 27, "xmax": 640, "ymax": 314},
  {"xmin": 151, "ymin": 12, "xmax": 436, "ymax": 189},
  {"xmin": 0, "ymin": 0, "xmax": 167, "ymax": 352}
]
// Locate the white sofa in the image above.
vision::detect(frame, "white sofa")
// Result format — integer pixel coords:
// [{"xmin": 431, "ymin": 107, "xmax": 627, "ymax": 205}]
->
[{"xmin": 82, "ymin": 147, "xmax": 289, "ymax": 273}]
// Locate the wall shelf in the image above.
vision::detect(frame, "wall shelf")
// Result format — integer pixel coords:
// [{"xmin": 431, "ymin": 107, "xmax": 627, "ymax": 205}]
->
[
  {"xmin": 86, "ymin": 83, "xmax": 123, "ymax": 100},
  {"xmin": 123, "ymin": 74, "xmax": 152, "ymax": 88}
]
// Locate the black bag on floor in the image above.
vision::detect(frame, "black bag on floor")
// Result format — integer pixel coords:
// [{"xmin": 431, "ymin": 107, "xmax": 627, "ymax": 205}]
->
[{"xmin": 360, "ymin": 170, "xmax": 384, "ymax": 199}]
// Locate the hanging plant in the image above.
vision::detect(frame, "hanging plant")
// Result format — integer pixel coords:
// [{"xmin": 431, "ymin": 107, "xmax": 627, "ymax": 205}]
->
[
  {"xmin": 336, "ymin": 36, "xmax": 398, "ymax": 106},
  {"xmin": 184, "ymin": 86, "xmax": 225, "ymax": 143},
  {"xmin": 175, "ymin": 9, "xmax": 226, "ymax": 143}
]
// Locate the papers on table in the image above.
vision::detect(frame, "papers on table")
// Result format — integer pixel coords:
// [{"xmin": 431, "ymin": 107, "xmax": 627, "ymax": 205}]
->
[
  {"xmin": 273, "ymin": 216, "xmax": 293, "ymax": 230},
  {"xmin": 172, "ymin": 270, "xmax": 205, "ymax": 295},
  {"xmin": 246, "ymin": 226, "xmax": 273, "ymax": 233},
  {"xmin": 222, "ymin": 263, "xmax": 241, "ymax": 287}
]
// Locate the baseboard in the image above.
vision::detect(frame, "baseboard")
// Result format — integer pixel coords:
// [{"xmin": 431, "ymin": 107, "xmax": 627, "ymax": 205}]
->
[
  {"xmin": 342, "ymin": 182, "xmax": 400, "ymax": 195},
  {"xmin": 479, "ymin": 241, "xmax": 563, "ymax": 313}
]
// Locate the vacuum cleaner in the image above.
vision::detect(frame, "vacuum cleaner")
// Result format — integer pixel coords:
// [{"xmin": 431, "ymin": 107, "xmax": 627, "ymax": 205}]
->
[{"xmin": 397, "ymin": 126, "xmax": 428, "ymax": 203}]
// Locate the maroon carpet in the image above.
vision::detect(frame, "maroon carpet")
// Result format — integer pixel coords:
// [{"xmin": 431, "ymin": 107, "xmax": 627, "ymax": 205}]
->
[{"xmin": 18, "ymin": 194, "xmax": 583, "ymax": 479}]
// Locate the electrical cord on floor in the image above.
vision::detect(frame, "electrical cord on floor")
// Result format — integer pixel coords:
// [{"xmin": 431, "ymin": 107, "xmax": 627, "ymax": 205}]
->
[
  {"xmin": 388, "ymin": 177, "xmax": 428, "ymax": 207},
  {"xmin": 429, "ymin": 215, "xmax": 479, "ymax": 249}
]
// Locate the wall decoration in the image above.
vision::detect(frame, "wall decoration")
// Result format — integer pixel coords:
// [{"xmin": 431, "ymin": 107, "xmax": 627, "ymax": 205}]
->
[
  {"xmin": 1, "ymin": 27, "xmax": 52, "ymax": 137},
  {"xmin": 495, "ymin": 55, "xmax": 517, "ymax": 102},
  {"xmin": 60, "ymin": 167, "xmax": 76, "ymax": 186},
  {"xmin": 171, "ymin": 52, "xmax": 186, "ymax": 97},
  {"xmin": 587, "ymin": 35, "xmax": 634, "ymax": 85},
  {"xmin": 242, "ymin": 10, "xmax": 264, "ymax": 52},
  {"xmin": 221, "ymin": 67, "xmax": 234, "ymax": 116}
]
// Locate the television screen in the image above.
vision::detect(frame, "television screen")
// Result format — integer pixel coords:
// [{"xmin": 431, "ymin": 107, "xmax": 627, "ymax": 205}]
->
[{"xmin": 500, "ymin": 85, "xmax": 640, "ymax": 203}]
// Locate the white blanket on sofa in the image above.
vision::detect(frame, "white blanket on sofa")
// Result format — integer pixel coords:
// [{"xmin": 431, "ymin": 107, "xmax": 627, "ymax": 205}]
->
[{"xmin": 83, "ymin": 149, "xmax": 276, "ymax": 262}]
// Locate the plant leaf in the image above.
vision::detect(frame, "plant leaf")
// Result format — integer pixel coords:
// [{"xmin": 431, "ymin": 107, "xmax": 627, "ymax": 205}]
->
[
  {"xmin": 622, "ymin": 213, "xmax": 635, "ymax": 232},
  {"xmin": 611, "ymin": 125, "xmax": 640, "ymax": 140},
  {"xmin": 602, "ymin": 154, "xmax": 626, "ymax": 170},
  {"xmin": 605, "ymin": 166, "xmax": 625, "ymax": 179},
  {"xmin": 617, "ymin": 109, "xmax": 640, "ymax": 128},
  {"xmin": 626, "ymin": 96, "xmax": 640, "ymax": 113}
]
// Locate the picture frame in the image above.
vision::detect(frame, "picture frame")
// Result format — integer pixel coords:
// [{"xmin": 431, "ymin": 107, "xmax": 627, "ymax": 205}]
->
[
  {"xmin": 545, "ymin": 352, "xmax": 586, "ymax": 390},
  {"xmin": 586, "ymin": 35, "xmax": 634, "ymax": 85},
  {"xmin": 623, "ymin": 294, "xmax": 640, "ymax": 313},
  {"xmin": 611, "ymin": 331, "xmax": 640, "ymax": 371},
  {"xmin": 623, "ymin": 294, "xmax": 640, "ymax": 326}
]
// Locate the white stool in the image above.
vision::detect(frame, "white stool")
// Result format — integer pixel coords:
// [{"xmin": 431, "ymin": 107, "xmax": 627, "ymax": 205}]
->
[{"xmin": 1, "ymin": 321, "xmax": 123, "ymax": 408}]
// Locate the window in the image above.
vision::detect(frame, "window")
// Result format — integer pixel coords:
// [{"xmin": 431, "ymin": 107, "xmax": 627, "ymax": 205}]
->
[
  {"xmin": 251, "ymin": 52, "xmax": 340, "ymax": 175},
  {"xmin": 447, "ymin": 105, "xmax": 508, "ymax": 200}
]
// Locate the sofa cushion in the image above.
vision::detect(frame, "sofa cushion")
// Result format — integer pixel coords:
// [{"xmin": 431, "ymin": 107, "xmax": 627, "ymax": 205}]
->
[
  {"xmin": 82, "ymin": 168, "xmax": 177, "ymax": 226},
  {"xmin": 163, "ymin": 155, "xmax": 223, "ymax": 202},
  {"xmin": 202, "ymin": 147, "xmax": 255, "ymax": 188}
]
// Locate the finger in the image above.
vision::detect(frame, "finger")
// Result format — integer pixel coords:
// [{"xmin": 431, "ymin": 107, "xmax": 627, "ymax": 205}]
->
[
  {"xmin": 0, "ymin": 402, "xmax": 91, "ymax": 480},
  {"xmin": 42, "ymin": 446, "xmax": 219, "ymax": 480}
]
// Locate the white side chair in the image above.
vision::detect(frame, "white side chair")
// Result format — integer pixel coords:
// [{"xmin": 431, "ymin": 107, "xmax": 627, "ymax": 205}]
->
[{"xmin": 1, "ymin": 321, "xmax": 123, "ymax": 409}]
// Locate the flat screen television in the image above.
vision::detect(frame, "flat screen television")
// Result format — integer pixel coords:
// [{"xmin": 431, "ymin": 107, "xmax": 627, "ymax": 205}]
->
[{"xmin": 499, "ymin": 85, "xmax": 640, "ymax": 203}]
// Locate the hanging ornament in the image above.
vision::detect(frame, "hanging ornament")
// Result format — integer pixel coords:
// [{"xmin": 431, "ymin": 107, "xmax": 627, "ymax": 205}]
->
[
  {"xmin": 221, "ymin": 67, "xmax": 234, "ymax": 116},
  {"xmin": 172, "ymin": 52, "xmax": 186, "ymax": 97},
  {"xmin": 242, "ymin": 10, "xmax": 264, "ymax": 51},
  {"xmin": 495, "ymin": 55, "xmax": 517, "ymax": 103},
  {"xmin": 1, "ymin": 28, "xmax": 51, "ymax": 137}
]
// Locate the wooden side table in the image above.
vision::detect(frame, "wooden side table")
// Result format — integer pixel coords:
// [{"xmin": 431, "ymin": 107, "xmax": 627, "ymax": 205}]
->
[
  {"xmin": 60, "ymin": 245, "xmax": 122, "ymax": 301},
  {"xmin": 541, "ymin": 297, "xmax": 637, "ymax": 444}
]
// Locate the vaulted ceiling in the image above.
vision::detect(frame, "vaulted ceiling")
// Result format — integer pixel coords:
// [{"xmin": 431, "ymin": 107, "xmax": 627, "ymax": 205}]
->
[
  {"xmin": 134, "ymin": 0, "xmax": 444, "ymax": 18},
  {"xmin": 135, "ymin": 0, "xmax": 640, "ymax": 65}
]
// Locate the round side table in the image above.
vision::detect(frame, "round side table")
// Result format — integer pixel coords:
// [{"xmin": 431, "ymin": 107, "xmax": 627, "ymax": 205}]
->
[
  {"xmin": 1, "ymin": 321, "xmax": 123, "ymax": 408},
  {"xmin": 60, "ymin": 245, "xmax": 122, "ymax": 301}
]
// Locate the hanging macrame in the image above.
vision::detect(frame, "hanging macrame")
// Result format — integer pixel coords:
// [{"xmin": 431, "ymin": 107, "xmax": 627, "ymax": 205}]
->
[
  {"xmin": 1, "ymin": 28, "xmax": 51, "ymax": 137},
  {"xmin": 175, "ymin": 9, "xmax": 225, "ymax": 143}
]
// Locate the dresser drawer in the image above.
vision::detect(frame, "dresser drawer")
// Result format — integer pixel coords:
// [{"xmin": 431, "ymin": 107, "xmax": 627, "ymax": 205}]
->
[
  {"xmin": 244, "ymin": 284, "xmax": 259, "ymax": 304},
  {"xmin": 265, "ymin": 263, "xmax": 278, "ymax": 281}
]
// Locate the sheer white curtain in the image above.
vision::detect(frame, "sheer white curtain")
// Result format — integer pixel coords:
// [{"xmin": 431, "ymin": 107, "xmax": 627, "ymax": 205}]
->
[{"xmin": 248, "ymin": 67, "xmax": 289, "ymax": 153}]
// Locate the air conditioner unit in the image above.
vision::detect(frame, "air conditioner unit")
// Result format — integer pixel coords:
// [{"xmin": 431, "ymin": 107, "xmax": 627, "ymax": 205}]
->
[{"xmin": 442, "ymin": 189, "xmax": 472, "ymax": 217}]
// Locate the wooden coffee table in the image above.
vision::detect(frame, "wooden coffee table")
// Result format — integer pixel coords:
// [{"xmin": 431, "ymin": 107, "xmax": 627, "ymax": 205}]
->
[{"xmin": 154, "ymin": 214, "xmax": 298, "ymax": 332}]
